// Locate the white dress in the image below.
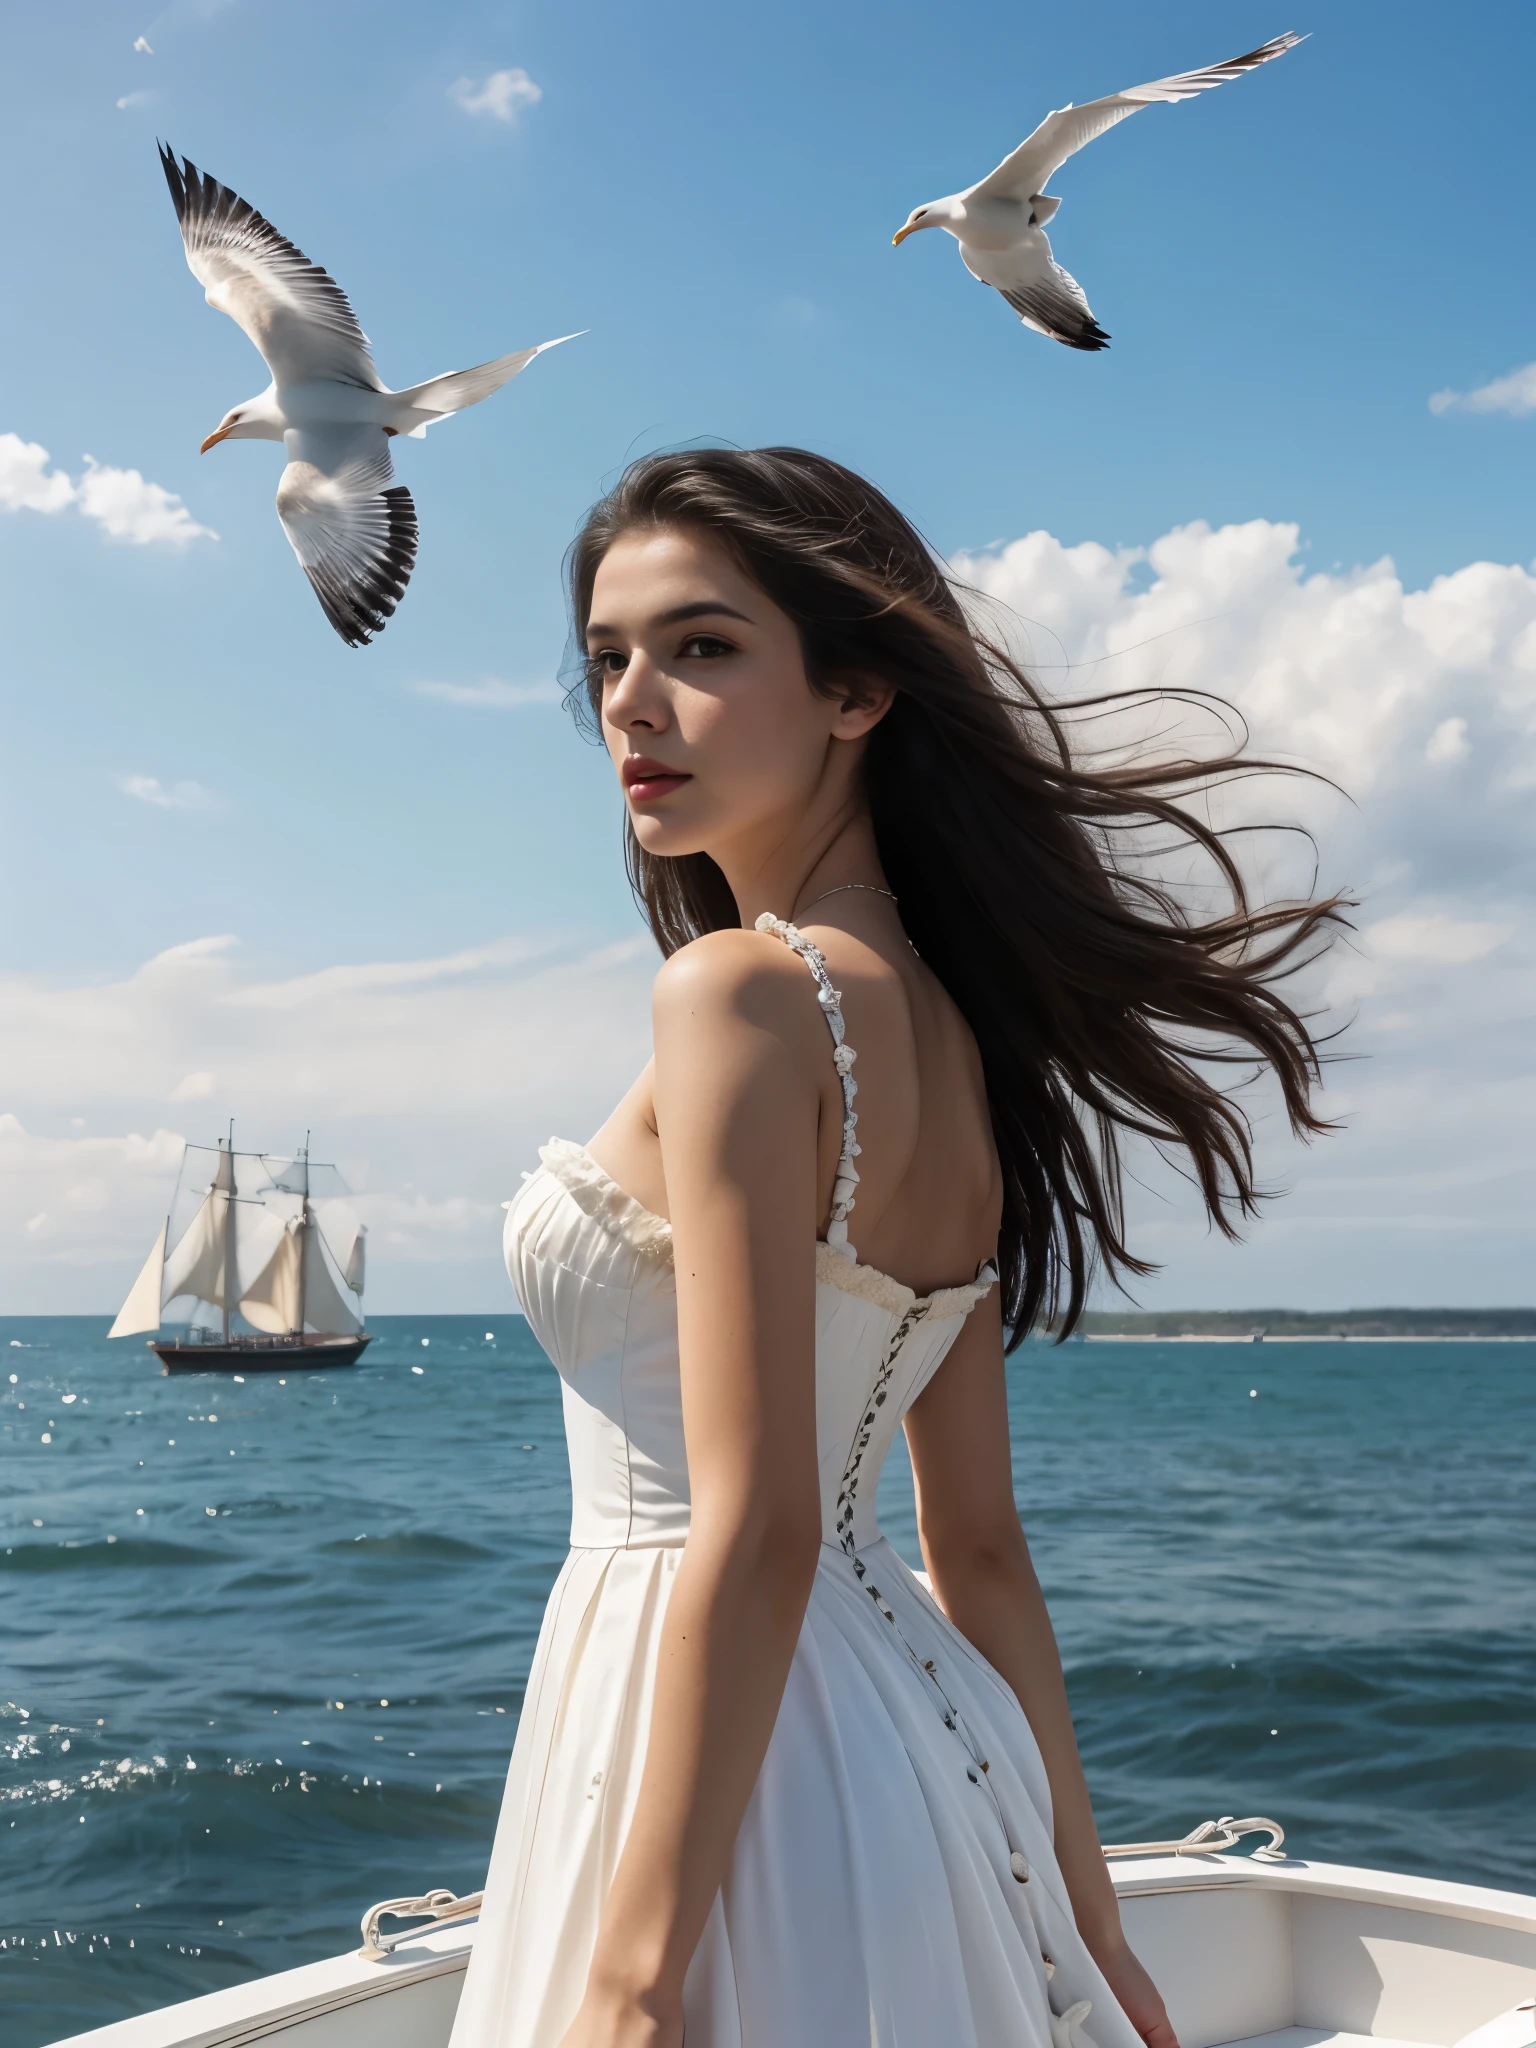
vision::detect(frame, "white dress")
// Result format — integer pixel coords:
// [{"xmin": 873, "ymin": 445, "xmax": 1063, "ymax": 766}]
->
[{"xmin": 449, "ymin": 915, "xmax": 1140, "ymax": 2048}]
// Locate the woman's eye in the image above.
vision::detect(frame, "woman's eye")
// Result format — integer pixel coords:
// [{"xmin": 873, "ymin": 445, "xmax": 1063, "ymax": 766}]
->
[
  {"xmin": 589, "ymin": 649, "xmax": 627, "ymax": 679},
  {"xmin": 679, "ymin": 634, "xmax": 734, "ymax": 659}
]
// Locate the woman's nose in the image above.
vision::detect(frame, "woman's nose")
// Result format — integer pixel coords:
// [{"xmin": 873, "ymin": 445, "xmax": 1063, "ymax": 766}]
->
[{"xmin": 606, "ymin": 649, "xmax": 669, "ymax": 731}]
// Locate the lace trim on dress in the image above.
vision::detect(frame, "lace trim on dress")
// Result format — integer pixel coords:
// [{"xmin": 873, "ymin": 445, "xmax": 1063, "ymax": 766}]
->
[
  {"xmin": 753, "ymin": 914, "xmax": 862, "ymax": 1261},
  {"xmin": 815, "ymin": 1242, "xmax": 995, "ymax": 1321},
  {"xmin": 533, "ymin": 1143, "xmax": 996, "ymax": 1317},
  {"xmin": 536, "ymin": 1139, "xmax": 674, "ymax": 1262}
]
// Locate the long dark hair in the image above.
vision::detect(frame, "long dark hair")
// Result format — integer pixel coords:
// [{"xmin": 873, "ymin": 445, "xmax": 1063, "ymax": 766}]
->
[{"xmin": 567, "ymin": 447, "xmax": 1345, "ymax": 1342}]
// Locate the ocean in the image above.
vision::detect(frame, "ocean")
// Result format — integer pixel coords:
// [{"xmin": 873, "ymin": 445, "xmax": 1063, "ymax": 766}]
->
[{"xmin": 3, "ymin": 1315, "xmax": 1533, "ymax": 2045}]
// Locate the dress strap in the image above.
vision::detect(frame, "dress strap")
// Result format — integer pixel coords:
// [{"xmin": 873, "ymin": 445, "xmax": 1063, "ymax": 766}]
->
[{"xmin": 753, "ymin": 913, "xmax": 861, "ymax": 1262}]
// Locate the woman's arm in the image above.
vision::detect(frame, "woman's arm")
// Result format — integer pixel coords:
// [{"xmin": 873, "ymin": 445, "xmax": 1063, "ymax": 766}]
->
[
  {"xmin": 903, "ymin": 1298, "xmax": 1180, "ymax": 2048},
  {"xmin": 560, "ymin": 933, "xmax": 828, "ymax": 2048}
]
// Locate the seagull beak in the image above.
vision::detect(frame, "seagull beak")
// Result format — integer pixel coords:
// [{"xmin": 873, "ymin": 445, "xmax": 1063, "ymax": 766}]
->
[
  {"xmin": 892, "ymin": 225, "xmax": 917, "ymax": 247},
  {"xmin": 199, "ymin": 426, "xmax": 232, "ymax": 454}
]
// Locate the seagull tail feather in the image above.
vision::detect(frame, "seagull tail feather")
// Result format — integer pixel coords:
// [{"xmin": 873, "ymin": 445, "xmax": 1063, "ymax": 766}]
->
[{"xmin": 386, "ymin": 333, "xmax": 585, "ymax": 432}]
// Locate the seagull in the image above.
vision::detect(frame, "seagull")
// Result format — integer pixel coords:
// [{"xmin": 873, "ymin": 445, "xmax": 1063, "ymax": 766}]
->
[
  {"xmin": 158, "ymin": 146, "xmax": 580, "ymax": 645},
  {"xmin": 892, "ymin": 32, "xmax": 1304, "ymax": 352}
]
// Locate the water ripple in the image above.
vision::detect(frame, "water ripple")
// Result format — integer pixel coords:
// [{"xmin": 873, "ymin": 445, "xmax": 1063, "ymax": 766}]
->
[{"xmin": 3, "ymin": 1317, "xmax": 1533, "ymax": 2044}]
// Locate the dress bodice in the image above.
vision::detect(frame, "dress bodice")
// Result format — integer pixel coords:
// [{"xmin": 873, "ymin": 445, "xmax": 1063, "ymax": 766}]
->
[
  {"xmin": 505, "ymin": 1139, "xmax": 994, "ymax": 1550},
  {"xmin": 504, "ymin": 910, "xmax": 996, "ymax": 1554}
]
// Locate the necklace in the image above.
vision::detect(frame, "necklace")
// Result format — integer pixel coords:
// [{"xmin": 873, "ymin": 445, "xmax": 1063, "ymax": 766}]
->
[{"xmin": 794, "ymin": 882, "xmax": 898, "ymax": 917}]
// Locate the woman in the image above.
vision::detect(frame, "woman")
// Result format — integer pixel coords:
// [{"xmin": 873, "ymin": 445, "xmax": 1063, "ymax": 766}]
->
[{"xmin": 449, "ymin": 448, "xmax": 1338, "ymax": 2048}]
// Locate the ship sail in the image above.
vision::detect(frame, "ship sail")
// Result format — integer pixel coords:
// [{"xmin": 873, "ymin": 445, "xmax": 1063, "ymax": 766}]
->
[
  {"xmin": 299, "ymin": 1222, "xmax": 362, "ymax": 1335},
  {"xmin": 344, "ymin": 1225, "xmax": 366, "ymax": 1296},
  {"xmin": 240, "ymin": 1212, "xmax": 361, "ymax": 1337},
  {"xmin": 240, "ymin": 1218, "xmax": 301, "ymax": 1333},
  {"xmin": 161, "ymin": 1142, "xmax": 238, "ymax": 1316},
  {"xmin": 108, "ymin": 1221, "xmax": 168, "ymax": 1338}
]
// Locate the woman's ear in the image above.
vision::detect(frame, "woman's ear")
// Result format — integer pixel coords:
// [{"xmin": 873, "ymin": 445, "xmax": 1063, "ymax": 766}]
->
[{"xmin": 828, "ymin": 674, "xmax": 896, "ymax": 742}]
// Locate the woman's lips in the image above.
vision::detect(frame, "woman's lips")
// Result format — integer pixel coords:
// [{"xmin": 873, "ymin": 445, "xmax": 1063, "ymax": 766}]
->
[{"xmin": 622, "ymin": 757, "xmax": 692, "ymax": 803}]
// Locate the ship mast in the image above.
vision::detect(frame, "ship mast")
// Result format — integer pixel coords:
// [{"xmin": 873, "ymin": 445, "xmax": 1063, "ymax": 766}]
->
[
  {"xmin": 221, "ymin": 1122, "xmax": 236, "ymax": 1346},
  {"xmin": 294, "ymin": 1132, "xmax": 310, "ymax": 1347}
]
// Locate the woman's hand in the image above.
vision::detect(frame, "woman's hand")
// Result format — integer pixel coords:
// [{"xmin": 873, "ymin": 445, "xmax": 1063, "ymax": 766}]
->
[
  {"xmin": 1092, "ymin": 1938, "xmax": 1181, "ymax": 2048},
  {"xmin": 555, "ymin": 1986, "xmax": 684, "ymax": 2048}
]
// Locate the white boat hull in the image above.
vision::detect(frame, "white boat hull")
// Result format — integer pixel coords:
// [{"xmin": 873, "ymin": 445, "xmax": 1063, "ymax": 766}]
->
[{"xmin": 42, "ymin": 1851, "xmax": 1536, "ymax": 2048}]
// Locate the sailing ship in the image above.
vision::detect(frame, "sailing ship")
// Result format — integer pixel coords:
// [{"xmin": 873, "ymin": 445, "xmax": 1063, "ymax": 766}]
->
[{"xmin": 109, "ymin": 1128, "xmax": 371, "ymax": 1372}]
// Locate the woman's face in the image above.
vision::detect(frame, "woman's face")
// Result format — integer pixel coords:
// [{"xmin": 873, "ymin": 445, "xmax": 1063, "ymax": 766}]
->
[{"xmin": 587, "ymin": 525, "xmax": 888, "ymax": 863}]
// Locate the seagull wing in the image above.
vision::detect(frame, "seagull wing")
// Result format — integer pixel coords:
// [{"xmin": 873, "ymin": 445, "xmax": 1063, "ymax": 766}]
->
[
  {"xmin": 965, "ymin": 32, "xmax": 1303, "ymax": 203},
  {"xmin": 387, "ymin": 333, "xmax": 585, "ymax": 433},
  {"xmin": 159, "ymin": 146, "xmax": 384, "ymax": 391},
  {"xmin": 275, "ymin": 427, "xmax": 418, "ymax": 647},
  {"xmin": 961, "ymin": 240, "xmax": 1109, "ymax": 352}
]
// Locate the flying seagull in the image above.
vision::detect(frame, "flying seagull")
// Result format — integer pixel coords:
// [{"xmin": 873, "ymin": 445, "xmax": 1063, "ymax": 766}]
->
[
  {"xmin": 892, "ymin": 32, "xmax": 1303, "ymax": 352},
  {"xmin": 158, "ymin": 146, "xmax": 580, "ymax": 645}
]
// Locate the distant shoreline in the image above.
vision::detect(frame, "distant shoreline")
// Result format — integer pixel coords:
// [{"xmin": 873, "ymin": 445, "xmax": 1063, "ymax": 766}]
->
[
  {"xmin": 1078, "ymin": 1331, "xmax": 1536, "ymax": 1344},
  {"xmin": 1068, "ymin": 1307, "xmax": 1536, "ymax": 1342}
]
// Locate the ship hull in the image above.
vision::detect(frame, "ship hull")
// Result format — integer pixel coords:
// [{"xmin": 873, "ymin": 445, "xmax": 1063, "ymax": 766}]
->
[{"xmin": 151, "ymin": 1334, "xmax": 371, "ymax": 1374}]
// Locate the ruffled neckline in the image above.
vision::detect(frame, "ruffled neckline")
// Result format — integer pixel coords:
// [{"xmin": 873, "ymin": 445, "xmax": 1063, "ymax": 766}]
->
[
  {"xmin": 529, "ymin": 1140, "xmax": 995, "ymax": 1323},
  {"xmin": 534, "ymin": 1139, "xmax": 675, "ymax": 1262}
]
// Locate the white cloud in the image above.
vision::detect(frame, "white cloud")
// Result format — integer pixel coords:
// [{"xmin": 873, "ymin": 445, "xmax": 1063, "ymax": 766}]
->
[
  {"xmin": 1425, "ymin": 715, "xmax": 1469, "ymax": 764},
  {"xmin": 0, "ymin": 432, "xmax": 215, "ymax": 547},
  {"xmin": 954, "ymin": 517, "xmax": 1536, "ymax": 1309},
  {"xmin": 954, "ymin": 519, "xmax": 1536, "ymax": 810},
  {"xmin": 76, "ymin": 456, "xmax": 216, "ymax": 547},
  {"xmin": 133, "ymin": 35, "xmax": 153, "ymax": 53},
  {"xmin": 1430, "ymin": 363, "xmax": 1536, "ymax": 417},
  {"xmin": 118, "ymin": 775, "xmax": 217, "ymax": 810},
  {"xmin": 146, "ymin": 934, "xmax": 239, "ymax": 968},
  {"xmin": 0, "ymin": 932, "xmax": 654, "ymax": 1311},
  {"xmin": 448, "ymin": 68, "xmax": 542, "ymax": 124},
  {"xmin": 366, "ymin": 1190, "xmax": 507, "ymax": 1255},
  {"xmin": 1363, "ymin": 912, "xmax": 1512, "ymax": 966},
  {"xmin": 228, "ymin": 937, "xmax": 553, "ymax": 1010},
  {"xmin": 412, "ymin": 678, "xmax": 562, "ymax": 708},
  {"xmin": 0, "ymin": 1119, "xmax": 188, "ymax": 1269},
  {"xmin": 0, "ymin": 434, "xmax": 77, "ymax": 514},
  {"xmin": 116, "ymin": 91, "xmax": 152, "ymax": 110}
]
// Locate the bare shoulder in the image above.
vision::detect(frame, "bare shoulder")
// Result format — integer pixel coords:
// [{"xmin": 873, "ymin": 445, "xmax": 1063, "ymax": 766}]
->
[{"xmin": 652, "ymin": 927, "xmax": 828, "ymax": 1051}]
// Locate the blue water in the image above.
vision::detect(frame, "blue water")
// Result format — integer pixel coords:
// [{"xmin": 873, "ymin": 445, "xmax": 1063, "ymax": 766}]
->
[{"xmin": 3, "ymin": 1317, "xmax": 1533, "ymax": 2045}]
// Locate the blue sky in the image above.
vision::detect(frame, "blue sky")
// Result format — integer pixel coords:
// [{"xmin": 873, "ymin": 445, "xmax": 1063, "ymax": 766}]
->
[{"xmin": 4, "ymin": 0, "xmax": 1535, "ymax": 1311}]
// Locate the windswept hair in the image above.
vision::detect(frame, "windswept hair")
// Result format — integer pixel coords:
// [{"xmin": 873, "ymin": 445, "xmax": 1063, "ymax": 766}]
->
[{"xmin": 567, "ymin": 447, "xmax": 1345, "ymax": 1343}]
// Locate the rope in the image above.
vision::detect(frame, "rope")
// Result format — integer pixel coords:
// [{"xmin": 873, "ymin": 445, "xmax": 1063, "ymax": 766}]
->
[
  {"xmin": 358, "ymin": 1888, "xmax": 484, "ymax": 1961},
  {"xmin": 1100, "ymin": 1815, "xmax": 1287, "ymax": 1863}
]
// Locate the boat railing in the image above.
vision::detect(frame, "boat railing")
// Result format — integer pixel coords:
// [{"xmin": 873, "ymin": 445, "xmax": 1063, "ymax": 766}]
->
[{"xmin": 356, "ymin": 1816, "xmax": 1287, "ymax": 1960}]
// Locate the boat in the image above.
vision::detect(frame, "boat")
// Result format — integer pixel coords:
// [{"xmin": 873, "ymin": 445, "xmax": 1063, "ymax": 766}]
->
[
  {"xmin": 37, "ymin": 1816, "xmax": 1536, "ymax": 2048},
  {"xmin": 108, "ymin": 1129, "xmax": 371, "ymax": 1374}
]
